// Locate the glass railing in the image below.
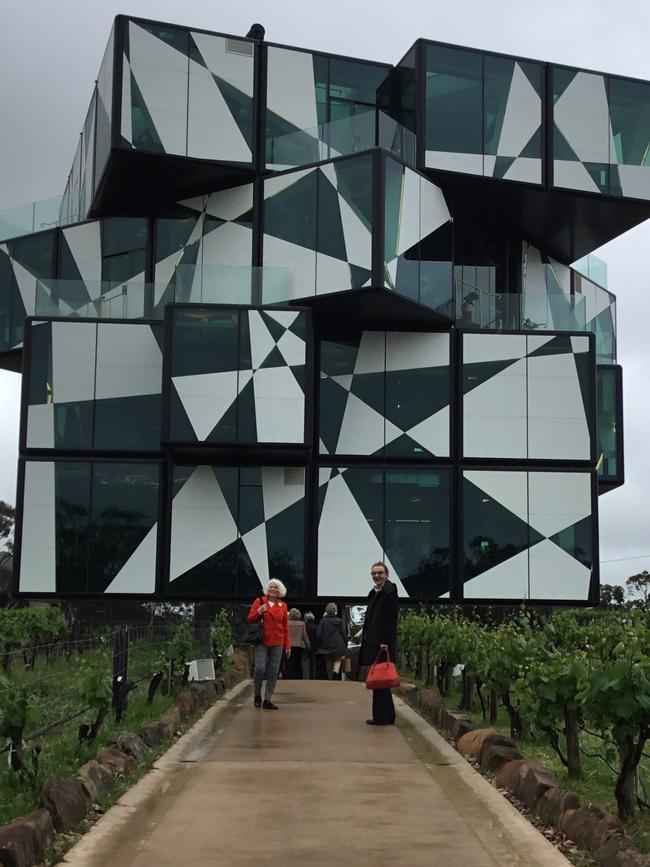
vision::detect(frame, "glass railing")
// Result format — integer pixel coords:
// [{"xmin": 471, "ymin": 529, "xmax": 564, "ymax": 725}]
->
[
  {"xmin": 571, "ymin": 253, "xmax": 608, "ymax": 288},
  {"xmin": 0, "ymin": 194, "xmax": 82, "ymax": 243},
  {"xmin": 266, "ymin": 108, "xmax": 417, "ymax": 169}
]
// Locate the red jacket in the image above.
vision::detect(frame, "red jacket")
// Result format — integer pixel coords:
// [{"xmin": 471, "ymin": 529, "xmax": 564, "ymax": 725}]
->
[{"xmin": 247, "ymin": 596, "xmax": 291, "ymax": 650}]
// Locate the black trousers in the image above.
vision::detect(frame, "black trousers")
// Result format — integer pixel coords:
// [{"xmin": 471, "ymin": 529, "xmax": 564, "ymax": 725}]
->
[{"xmin": 372, "ymin": 688, "xmax": 395, "ymax": 724}]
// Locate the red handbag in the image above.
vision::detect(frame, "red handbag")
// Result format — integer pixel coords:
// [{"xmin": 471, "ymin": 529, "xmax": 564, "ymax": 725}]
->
[{"xmin": 365, "ymin": 648, "xmax": 400, "ymax": 690}]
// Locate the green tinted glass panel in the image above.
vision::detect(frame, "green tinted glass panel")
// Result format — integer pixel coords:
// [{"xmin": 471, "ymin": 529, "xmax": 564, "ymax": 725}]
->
[
  {"xmin": 55, "ymin": 461, "xmax": 91, "ymax": 594},
  {"xmin": 328, "ymin": 58, "xmax": 389, "ymax": 106},
  {"xmin": 426, "ymin": 45, "xmax": 482, "ymax": 155},
  {"xmin": 609, "ymin": 77, "xmax": 650, "ymax": 167},
  {"xmin": 597, "ymin": 367, "xmax": 619, "ymax": 481},
  {"xmin": 385, "ymin": 469, "xmax": 450, "ymax": 598},
  {"xmin": 484, "ymin": 56, "xmax": 541, "ymax": 158}
]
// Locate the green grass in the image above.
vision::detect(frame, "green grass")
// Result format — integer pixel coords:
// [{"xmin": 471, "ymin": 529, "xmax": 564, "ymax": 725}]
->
[{"xmin": 407, "ymin": 674, "xmax": 650, "ymax": 854}]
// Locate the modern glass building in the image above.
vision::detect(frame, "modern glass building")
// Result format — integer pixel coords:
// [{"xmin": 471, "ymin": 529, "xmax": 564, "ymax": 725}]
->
[{"xmin": 2, "ymin": 17, "xmax": 643, "ymax": 604}]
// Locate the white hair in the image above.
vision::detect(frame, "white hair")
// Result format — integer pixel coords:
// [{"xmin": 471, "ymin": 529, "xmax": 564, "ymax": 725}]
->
[{"xmin": 265, "ymin": 579, "xmax": 287, "ymax": 598}]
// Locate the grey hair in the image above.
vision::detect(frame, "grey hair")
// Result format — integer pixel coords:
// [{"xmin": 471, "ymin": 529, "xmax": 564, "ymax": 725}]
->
[
  {"xmin": 304, "ymin": 611, "xmax": 316, "ymax": 623},
  {"xmin": 325, "ymin": 602, "xmax": 338, "ymax": 615},
  {"xmin": 265, "ymin": 578, "xmax": 287, "ymax": 598}
]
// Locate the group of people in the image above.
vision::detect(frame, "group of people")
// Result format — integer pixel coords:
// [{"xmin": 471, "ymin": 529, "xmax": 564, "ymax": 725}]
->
[{"xmin": 246, "ymin": 561, "xmax": 398, "ymax": 725}]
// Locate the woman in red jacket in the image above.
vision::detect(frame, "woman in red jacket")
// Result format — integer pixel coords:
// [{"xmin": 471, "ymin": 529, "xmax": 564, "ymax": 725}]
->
[{"xmin": 247, "ymin": 579, "xmax": 291, "ymax": 709}]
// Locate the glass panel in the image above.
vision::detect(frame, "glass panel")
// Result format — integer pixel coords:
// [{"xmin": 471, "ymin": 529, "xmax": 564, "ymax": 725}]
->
[
  {"xmin": 609, "ymin": 76, "xmax": 650, "ymax": 199},
  {"xmin": 384, "ymin": 469, "xmax": 450, "ymax": 598},
  {"xmin": 87, "ymin": 462, "xmax": 159, "ymax": 593},
  {"xmin": 426, "ymin": 45, "xmax": 483, "ymax": 173},
  {"xmin": 55, "ymin": 461, "xmax": 92, "ymax": 594},
  {"xmin": 94, "ymin": 24, "xmax": 115, "ymax": 189},
  {"xmin": 597, "ymin": 366, "xmax": 620, "ymax": 482}
]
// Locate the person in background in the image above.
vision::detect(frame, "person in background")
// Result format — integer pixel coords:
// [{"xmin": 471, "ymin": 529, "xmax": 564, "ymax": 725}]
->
[
  {"xmin": 286, "ymin": 608, "xmax": 310, "ymax": 679},
  {"xmin": 359, "ymin": 562, "xmax": 398, "ymax": 725},
  {"xmin": 247, "ymin": 579, "xmax": 291, "ymax": 709},
  {"xmin": 304, "ymin": 611, "xmax": 318, "ymax": 679},
  {"xmin": 315, "ymin": 602, "xmax": 348, "ymax": 680}
]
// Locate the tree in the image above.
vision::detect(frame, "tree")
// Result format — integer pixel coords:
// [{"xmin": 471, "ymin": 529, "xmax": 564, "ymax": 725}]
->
[
  {"xmin": 625, "ymin": 571, "xmax": 650, "ymax": 608},
  {"xmin": 0, "ymin": 502, "xmax": 15, "ymax": 552},
  {"xmin": 600, "ymin": 583, "xmax": 626, "ymax": 608}
]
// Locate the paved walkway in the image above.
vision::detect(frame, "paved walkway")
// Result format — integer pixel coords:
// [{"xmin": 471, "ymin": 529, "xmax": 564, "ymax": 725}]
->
[{"xmin": 60, "ymin": 681, "xmax": 570, "ymax": 867}]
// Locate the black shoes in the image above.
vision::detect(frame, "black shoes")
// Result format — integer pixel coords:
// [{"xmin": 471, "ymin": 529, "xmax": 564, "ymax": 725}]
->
[
  {"xmin": 366, "ymin": 719, "xmax": 394, "ymax": 726},
  {"xmin": 262, "ymin": 700, "xmax": 279, "ymax": 710},
  {"xmin": 254, "ymin": 695, "xmax": 262, "ymax": 708}
]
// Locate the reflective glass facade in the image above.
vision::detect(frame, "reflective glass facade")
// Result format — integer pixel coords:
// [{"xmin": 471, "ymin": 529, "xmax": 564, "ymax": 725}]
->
[{"xmin": 8, "ymin": 17, "xmax": 643, "ymax": 603}]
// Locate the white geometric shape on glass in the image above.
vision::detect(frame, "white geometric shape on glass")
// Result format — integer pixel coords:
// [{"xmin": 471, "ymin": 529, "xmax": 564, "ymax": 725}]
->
[
  {"xmin": 396, "ymin": 169, "xmax": 421, "ymax": 255},
  {"xmin": 463, "ymin": 332, "xmax": 527, "ymax": 365},
  {"xmin": 463, "ymin": 548, "xmax": 530, "ymax": 599},
  {"xmin": 26, "ymin": 404, "xmax": 54, "ymax": 449},
  {"xmin": 338, "ymin": 191, "xmax": 372, "ymax": 269},
  {"xmin": 496, "ymin": 62, "xmax": 541, "ymax": 159},
  {"xmin": 527, "ymin": 471, "xmax": 591, "ymax": 539},
  {"xmin": 105, "ymin": 525, "xmax": 158, "ymax": 594},
  {"xmin": 464, "ymin": 470, "xmax": 528, "ymax": 525},
  {"xmin": 331, "ymin": 374, "xmax": 353, "ymax": 391},
  {"xmin": 19, "ymin": 461, "xmax": 56, "ymax": 593},
  {"xmin": 617, "ymin": 164, "xmax": 650, "ymax": 201},
  {"xmin": 187, "ymin": 58, "xmax": 251, "ymax": 161},
  {"xmin": 553, "ymin": 160, "xmax": 601, "ymax": 194},
  {"xmin": 241, "ymin": 523, "xmax": 269, "ymax": 588},
  {"xmin": 528, "ymin": 539, "xmax": 591, "ymax": 600},
  {"xmin": 62, "ymin": 221, "xmax": 102, "ymax": 289},
  {"xmin": 200, "ymin": 221, "xmax": 252, "ymax": 269},
  {"xmin": 172, "ymin": 371, "xmax": 239, "ymax": 441},
  {"xmin": 170, "ymin": 466, "xmax": 238, "ymax": 581},
  {"xmin": 203, "ymin": 184, "xmax": 253, "ymax": 221},
  {"xmin": 316, "ymin": 252, "xmax": 353, "ymax": 295},
  {"xmin": 264, "ymin": 168, "xmax": 314, "ymax": 200},
  {"xmin": 262, "ymin": 234, "xmax": 316, "ymax": 301},
  {"xmin": 248, "ymin": 310, "xmax": 276, "ymax": 369},
  {"xmin": 424, "ymin": 150, "xmax": 484, "ymax": 175},
  {"xmin": 319, "ymin": 162, "xmax": 337, "ymax": 188},
  {"xmin": 318, "ymin": 467, "xmax": 333, "ymax": 487},
  {"xmin": 277, "ymin": 329, "xmax": 305, "ymax": 367},
  {"xmin": 353, "ymin": 331, "xmax": 385, "ymax": 375},
  {"xmin": 129, "ymin": 22, "xmax": 189, "ymax": 156},
  {"xmin": 336, "ymin": 391, "xmax": 388, "ymax": 455},
  {"xmin": 385, "ymin": 332, "xmax": 449, "ymax": 371},
  {"xmin": 503, "ymin": 157, "xmax": 541, "ymax": 184},
  {"xmin": 261, "ymin": 466, "xmax": 305, "ymax": 522},
  {"xmin": 523, "ymin": 243, "xmax": 547, "ymax": 296},
  {"xmin": 463, "ymin": 358, "xmax": 527, "ymax": 458},
  {"xmin": 526, "ymin": 334, "xmax": 557, "ymax": 354},
  {"xmin": 406, "ymin": 405, "xmax": 450, "ymax": 456},
  {"xmin": 317, "ymin": 473, "xmax": 408, "ymax": 597},
  {"xmin": 190, "ymin": 32, "xmax": 254, "ymax": 97},
  {"xmin": 419, "ymin": 177, "xmax": 451, "ymax": 237},
  {"xmin": 571, "ymin": 336, "xmax": 590, "ymax": 354},
  {"xmin": 266, "ymin": 47, "xmax": 318, "ymax": 133},
  {"xmin": 95, "ymin": 324, "xmax": 162, "ymax": 400},
  {"xmin": 529, "ymin": 416, "xmax": 590, "ymax": 461},
  {"xmin": 266, "ymin": 310, "xmax": 300, "ymax": 329},
  {"xmin": 554, "ymin": 72, "xmax": 613, "ymax": 166},
  {"xmin": 52, "ymin": 321, "xmax": 96, "ymax": 404},
  {"xmin": 252, "ymin": 367, "xmax": 304, "ymax": 442},
  {"xmin": 121, "ymin": 55, "xmax": 133, "ymax": 143}
]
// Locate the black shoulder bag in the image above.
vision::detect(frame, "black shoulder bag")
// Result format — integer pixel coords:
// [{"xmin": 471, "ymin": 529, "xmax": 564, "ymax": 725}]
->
[{"xmin": 242, "ymin": 596, "xmax": 265, "ymax": 645}]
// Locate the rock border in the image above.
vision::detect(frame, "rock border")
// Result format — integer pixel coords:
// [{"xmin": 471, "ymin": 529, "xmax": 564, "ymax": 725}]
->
[
  {"xmin": 401, "ymin": 685, "xmax": 650, "ymax": 867},
  {"xmin": 0, "ymin": 666, "xmax": 246, "ymax": 867}
]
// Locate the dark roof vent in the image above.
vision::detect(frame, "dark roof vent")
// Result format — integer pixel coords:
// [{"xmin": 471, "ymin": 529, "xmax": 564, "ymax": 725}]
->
[{"xmin": 246, "ymin": 23, "xmax": 265, "ymax": 41}]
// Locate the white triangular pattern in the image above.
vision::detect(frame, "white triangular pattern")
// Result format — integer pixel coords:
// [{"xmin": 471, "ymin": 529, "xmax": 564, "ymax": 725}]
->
[
  {"xmin": 463, "ymin": 548, "xmax": 530, "ymax": 599},
  {"xmin": 319, "ymin": 438, "xmax": 330, "ymax": 455},
  {"xmin": 497, "ymin": 62, "xmax": 541, "ymax": 158},
  {"xmin": 169, "ymin": 466, "xmax": 238, "ymax": 582},
  {"xmin": 331, "ymin": 374, "xmax": 353, "ymax": 391},
  {"xmin": 407, "ymin": 406, "xmax": 450, "ymax": 456},
  {"xmin": 266, "ymin": 310, "xmax": 299, "ymax": 328},
  {"xmin": 463, "ymin": 333, "xmax": 527, "ymax": 364},
  {"xmin": 248, "ymin": 310, "xmax": 276, "ymax": 369},
  {"xmin": 319, "ymin": 163, "xmax": 338, "ymax": 188},
  {"xmin": 571, "ymin": 336, "xmax": 590, "ymax": 354},
  {"xmin": 172, "ymin": 371, "xmax": 238, "ymax": 441},
  {"xmin": 528, "ymin": 472, "xmax": 591, "ymax": 539},
  {"xmin": 203, "ymin": 185, "xmax": 253, "ymax": 221},
  {"xmin": 337, "ymin": 392, "xmax": 386, "ymax": 455},
  {"xmin": 264, "ymin": 168, "xmax": 315, "ymax": 201},
  {"xmin": 353, "ymin": 331, "xmax": 385, "ymax": 375},
  {"xmin": 386, "ymin": 332, "xmax": 449, "ymax": 371},
  {"xmin": 554, "ymin": 71, "xmax": 614, "ymax": 165},
  {"xmin": 319, "ymin": 467, "xmax": 332, "ymax": 486},
  {"xmin": 190, "ymin": 31, "xmax": 254, "ymax": 97},
  {"xmin": 129, "ymin": 22, "xmax": 189, "ymax": 155},
  {"xmin": 384, "ymin": 417, "xmax": 405, "ymax": 447},
  {"xmin": 277, "ymin": 330, "xmax": 305, "ymax": 367},
  {"xmin": 10, "ymin": 261, "xmax": 38, "ymax": 315},
  {"xmin": 528, "ymin": 539, "xmax": 591, "ymax": 600},
  {"xmin": 63, "ymin": 221, "xmax": 101, "ymax": 289},
  {"xmin": 121, "ymin": 55, "xmax": 133, "ymax": 144},
  {"xmin": 252, "ymin": 367, "xmax": 304, "ymax": 442},
  {"xmin": 317, "ymin": 473, "xmax": 408, "ymax": 597},
  {"xmin": 266, "ymin": 47, "xmax": 318, "ymax": 132},
  {"xmin": 241, "ymin": 524, "xmax": 269, "ymax": 588},
  {"xmin": 419, "ymin": 179, "xmax": 451, "ymax": 237},
  {"xmin": 105, "ymin": 526, "xmax": 157, "ymax": 594},
  {"xmin": 338, "ymin": 191, "xmax": 372, "ymax": 269},
  {"xmin": 553, "ymin": 160, "xmax": 601, "ymax": 194},
  {"xmin": 187, "ymin": 58, "xmax": 251, "ymax": 162},
  {"xmin": 154, "ymin": 249, "xmax": 182, "ymax": 304},
  {"xmin": 397, "ymin": 169, "xmax": 421, "ymax": 256},
  {"xmin": 261, "ymin": 466, "xmax": 305, "ymax": 522},
  {"xmin": 502, "ymin": 157, "xmax": 541, "ymax": 184},
  {"xmin": 463, "ymin": 470, "xmax": 528, "ymax": 523},
  {"xmin": 316, "ymin": 252, "xmax": 352, "ymax": 295}
]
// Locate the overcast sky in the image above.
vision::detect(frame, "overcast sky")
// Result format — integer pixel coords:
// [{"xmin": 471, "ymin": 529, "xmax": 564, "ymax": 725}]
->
[{"xmin": 1, "ymin": 0, "xmax": 649, "ymax": 586}]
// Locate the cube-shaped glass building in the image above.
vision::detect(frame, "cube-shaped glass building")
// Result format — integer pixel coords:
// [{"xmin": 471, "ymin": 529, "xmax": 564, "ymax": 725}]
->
[{"xmin": 2, "ymin": 16, "xmax": 642, "ymax": 604}]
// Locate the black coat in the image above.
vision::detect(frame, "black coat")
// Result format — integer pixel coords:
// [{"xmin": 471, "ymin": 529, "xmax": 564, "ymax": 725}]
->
[
  {"xmin": 305, "ymin": 621, "xmax": 318, "ymax": 652},
  {"xmin": 315, "ymin": 615, "xmax": 347, "ymax": 655},
  {"xmin": 359, "ymin": 580, "xmax": 398, "ymax": 666}
]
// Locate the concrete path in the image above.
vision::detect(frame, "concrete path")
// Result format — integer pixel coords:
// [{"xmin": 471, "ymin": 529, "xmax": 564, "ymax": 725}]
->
[{"xmin": 60, "ymin": 680, "xmax": 570, "ymax": 867}]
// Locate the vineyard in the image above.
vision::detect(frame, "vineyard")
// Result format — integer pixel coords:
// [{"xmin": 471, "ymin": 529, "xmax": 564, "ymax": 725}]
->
[
  {"xmin": 398, "ymin": 606, "xmax": 650, "ymax": 836},
  {"xmin": 0, "ymin": 607, "xmax": 235, "ymax": 826}
]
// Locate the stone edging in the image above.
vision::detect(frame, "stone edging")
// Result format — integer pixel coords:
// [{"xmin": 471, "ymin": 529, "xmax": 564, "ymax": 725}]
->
[
  {"xmin": 401, "ymin": 685, "xmax": 650, "ymax": 867},
  {"xmin": 0, "ymin": 667, "xmax": 247, "ymax": 867}
]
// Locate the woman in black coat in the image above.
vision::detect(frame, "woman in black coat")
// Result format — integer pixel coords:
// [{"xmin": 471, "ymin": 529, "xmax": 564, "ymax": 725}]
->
[{"xmin": 359, "ymin": 561, "xmax": 398, "ymax": 725}]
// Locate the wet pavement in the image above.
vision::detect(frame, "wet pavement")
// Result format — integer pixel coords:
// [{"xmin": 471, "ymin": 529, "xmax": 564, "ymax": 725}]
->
[{"xmin": 60, "ymin": 680, "xmax": 570, "ymax": 867}]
